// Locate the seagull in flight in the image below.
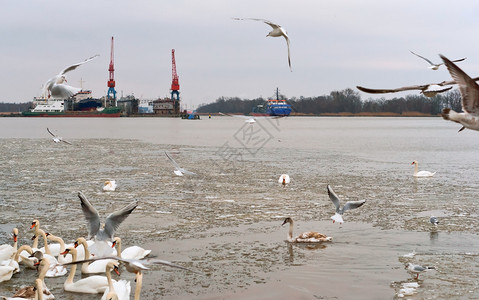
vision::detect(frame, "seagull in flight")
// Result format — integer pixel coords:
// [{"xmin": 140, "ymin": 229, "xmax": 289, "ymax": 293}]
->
[
  {"xmin": 233, "ymin": 18, "xmax": 292, "ymax": 71},
  {"xmin": 165, "ymin": 151, "xmax": 196, "ymax": 176},
  {"xmin": 357, "ymin": 83, "xmax": 454, "ymax": 98},
  {"xmin": 410, "ymin": 51, "xmax": 466, "ymax": 70},
  {"xmin": 78, "ymin": 191, "xmax": 138, "ymax": 256},
  {"xmin": 327, "ymin": 185, "xmax": 366, "ymax": 224},
  {"xmin": 219, "ymin": 112, "xmax": 282, "ymax": 124},
  {"xmin": 42, "ymin": 54, "xmax": 99, "ymax": 99},
  {"xmin": 47, "ymin": 127, "xmax": 72, "ymax": 145}
]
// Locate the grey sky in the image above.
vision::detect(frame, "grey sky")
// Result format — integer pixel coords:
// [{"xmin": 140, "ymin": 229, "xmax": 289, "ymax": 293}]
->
[{"xmin": 1, "ymin": 1, "xmax": 478, "ymax": 108}]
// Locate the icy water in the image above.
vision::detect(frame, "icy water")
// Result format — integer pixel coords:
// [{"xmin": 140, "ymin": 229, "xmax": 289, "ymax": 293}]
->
[{"xmin": 1, "ymin": 116, "xmax": 479, "ymax": 299}]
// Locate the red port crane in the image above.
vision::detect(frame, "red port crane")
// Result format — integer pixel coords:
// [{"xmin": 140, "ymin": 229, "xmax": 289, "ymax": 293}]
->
[
  {"xmin": 107, "ymin": 36, "xmax": 117, "ymax": 103},
  {"xmin": 170, "ymin": 49, "xmax": 180, "ymax": 114}
]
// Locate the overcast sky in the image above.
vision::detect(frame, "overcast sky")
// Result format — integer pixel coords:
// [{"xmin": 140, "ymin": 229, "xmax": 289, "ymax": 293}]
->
[{"xmin": 2, "ymin": 1, "xmax": 478, "ymax": 108}]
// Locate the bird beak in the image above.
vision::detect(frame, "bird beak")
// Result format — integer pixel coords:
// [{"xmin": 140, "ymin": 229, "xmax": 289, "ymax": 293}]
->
[
  {"xmin": 13, "ymin": 234, "xmax": 17, "ymax": 243},
  {"xmin": 30, "ymin": 223, "xmax": 36, "ymax": 229},
  {"xmin": 114, "ymin": 266, "xmax": 120, "ymax": 276},
  {"xmin": 111, "ymin": 241, "xmax": 116, "ymax": 248}
]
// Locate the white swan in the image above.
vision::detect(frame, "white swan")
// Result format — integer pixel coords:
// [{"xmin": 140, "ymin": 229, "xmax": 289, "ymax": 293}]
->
[
  {"xmin": 411, "ymin": 161, "xmax": 436, "ymax": 177},
  {"xmin": 0, "ymin": 228, "xmax": 18, "ymax": 261},
  {"xmin": 100, "ymin": 261, "xmax": 131, "ymax": 300},
  {"xmin": 14, "ymin": 245, "xmax": 36, "ymax": 269},
  {"xmin": 281, "ymin": 217, "xmax": 332, "ymax": 243},
  {"xmin": 74, "ymin": 237, "xmax": 116, "ymax": 274},
  {"xmin": 112, "ymin": 237, "xmax": 151, "ymax": 260},
  {"xmin": 278, "ymin": 174, "xmax": 290, "ymax": 188},
  {"xmin": 103, "ymin": 180, "xmax": 117, "ymax": 192},
  {"xmin": 61, "ymin": 247, "xmax": 114, "ymax": 294},
  {"xmin": 45, "ymin": 233, "xmax": 73, "ymax": 264}
]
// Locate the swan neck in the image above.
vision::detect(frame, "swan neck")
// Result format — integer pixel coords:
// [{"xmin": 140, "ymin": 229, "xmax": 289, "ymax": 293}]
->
[
  {"xmin": 65, "ymin": 251, "xmax": 77, "ymax": 284},
  {"xmin": 288, "ymin": 222, "xmax": 294, "ymax": 241},
  {"xmin": 15, "ymin": 245, "xmax": 33, "ymax": 261},
  {"xmin": 414, "ymin": 163, "xmax": 418, "ymax": 175},
  {"xmin": 115, "ymin": 237, "xmax": 122, "ymax": 258},
  {"xmin": 39, "ymin": 230, "xmax": 50, "ymax": 255},
  {"xmin": 106, "ymin": 266, "xmax": 114, "ymax": 292},
  {"xmin": 134, "ymin": 272, "xmax": 143, "ymax": 300},
  {"xmin": 49, "ymin": 235, "xmax": 65, "ymax": 252}
]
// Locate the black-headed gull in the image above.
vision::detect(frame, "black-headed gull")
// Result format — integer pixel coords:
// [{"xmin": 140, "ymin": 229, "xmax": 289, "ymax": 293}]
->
[
  {"xmin": 410, "ymin": 51, "xmax": 465, "ymax": 70},
  {"xmin": 440, "ymin": 54, "xmax": 479, "ymax": 132},
  {"xmin": 165, "ymin": 151, "xmax": 196, "ymax": 176},
  {"xmin": 233, "ymin": 18, "xmax": 292, "ymax": 71},
  {"xmin": 430, "ymin": 216, "xmax": 439, "ymax": 226},
  {"xmin": 47, "ymin": 128, "xmax": 72, "ymax": 145},
  {"xmin": 405, "ymin": 263, "xmax": 435, "ymax": 279},
  {"xmin": 78, "ymin": 192, "xmax": 138, "ymax": 256},
  {"xmin": 357, "ymin": 83, "xmax": 453, "ymax": 98},
  {"xmin": 327, "ymin": 185, "xmax": 366, "ymax": 224},
  {"xmin": 42, "ymin": 54, "xmax": 99, "ymax": 99}
]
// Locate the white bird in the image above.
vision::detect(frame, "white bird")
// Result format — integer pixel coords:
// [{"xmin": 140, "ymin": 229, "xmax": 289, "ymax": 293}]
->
[
  {"xmin": 440, "ymin": 54, "xmax": 479, "ymax": 132},
  {"xmin": 74, "ymin": 237, "xmax": 117, "ymax": 274},
  {"xmin": 42, "ymin": 54, "xmax": 99, "ymax": 99},
  {"xmin": 219, "ymin": 112, "xmax": 282, "ymax": 124},
  {"xmin": 357, "ymin": 83, "xmax": 453, "ymax": 98},
  {"xmin": 60, "ymin": 247, "xmax": 114, "ymax": 294},
  {"xmin": 278, "ymin": 174, "xmax": 290, "ymax": 188},
  {"xmin": 46, "ymin": 128, "xmax": 72, "ymax": 145},
  {"xmin": 165, "ymin": 151, "xmax": 196, "ymax": 176},
  {"xmin": 410, "ymin": 51, "xmax": 466, "ymax": 70},
  {"xmin": 327, "ymin": 185, "xmax": 366, "ymax": 224},
  {"xmin": 430, "ymin": 216, "xmax": 439, "ymax": 226},
  {"xmin": 111, "ymin": 237, "xmax": 151, "ymax": 260},
  {"xmin": 281, "ymin": 217, "xmax": 332, "ymax": 243},
  {"xmin": 411, "ymin": 161, "xmax": 436, "ymax": 177},
  {"xmin": 405, "ymin": 263, "xmax": 435, "ymax": 279},
  {"xmin": 233, "ymin": 18, "xmax": 292, "ymax": 71},
  {"xmin": 103, "ymin": 180, "xmax": 117, "ymax": 192},
  {"xmin": 0, "ymin": 228, "xmax": 17, "ymax": 262},
  {"xmin": 7, "ymin": 258, "xmax": 53, "ymax": 299},
  {"xmin": 78, "ymin": 192, "xmax": 138, "ymax": 256},
  {"xmin": 100, "ymin": 261, "xmax": 130, "ymax": 300}
]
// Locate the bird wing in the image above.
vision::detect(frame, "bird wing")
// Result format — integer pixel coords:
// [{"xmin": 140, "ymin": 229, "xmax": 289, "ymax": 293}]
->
[
  {"xmin": 103, "ymin": 201, "xmax": 139, "ymax": 240},
  {"xmin": 61, "ymin": 139, "xmax": 73, "ymax": 145},
  {"xmin": 59, "ymin": 54, "xmax": 99, "ymax": 75},
  {"xmin": 233, "ymin": 17, "xmax": 280, "ymax": 29},
  {"xmin": 343, "ymin": 200, "xmax": 366, "ymax": 213},
  {"xmin": 327, "ymin": 185, "xmax": 341, "ymax": 212},
  {"xmin": 440, "ymin": 54, "xmax": 479, "ymax": 115},
  {"xmin": 180, "ymin": 168, "xmax": 197, "ymax": 176},
  {"xmin": 282, "ymin": 30, "xmax": 292, "ymax": 71},
  {"xmin": 357, "ymin": 84, "xmax": 431, "ymax": 94},
  {"xmin": 50, "ymin": 83, "xmax": 81, "ymax": 99},
  {"xmin": 78, "ymin": 192, "xmax": 101, "ymax": 239},
  {"xmin": 451, "ymin": 57, "xmax": 467, "ymax": 63},
  {"xmin": 410, "ymin": 51, "xmax": 435, "ymax": 66},
  {"xmin": 165, "ymin": 151, "xmax": 181, "ymax": 170},
  {"xmin": 46, "ymin": 128, "xmax": 56, "ymax": 138}
]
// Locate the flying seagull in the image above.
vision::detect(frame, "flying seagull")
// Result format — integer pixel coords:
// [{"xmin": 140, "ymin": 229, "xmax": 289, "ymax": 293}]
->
[
  {"xmin": 405, "ymin": 263, "xmax": 435, "ymax": 280},
  {"xmin": 42, "ymin": 54, "xmax": 99, "ymax": 99},
  {"xmin": 327, "ymin": 185, "xmax": 366, "ymax": 224},
  {"xmin": 165, "ymin": 151, "xmax": 196, "ymax": 176},
  {"xmin": 233, "ymin": 18, "xmax": 292, "ymax": 72},
  {"xmin": 440, "ymin": 54, "xmax": 479, "ymax": 132},
  {"xmin": 219, "ymin": 112, "xmax": 282, "ymax": 124},
  {"xmin": 357, "ymin": 83, "xmax": 453, "ymax": 98},
  {"xmin": 47, "ymin": 128, "xmax": 72, "ymax": 145},
  {"xmin": 410, "ymin": 51, "xmax": 466, "ymax": 70},
  {"xmin": 78, "ymin": 191, "xmax": 138, "ymax": 256}
]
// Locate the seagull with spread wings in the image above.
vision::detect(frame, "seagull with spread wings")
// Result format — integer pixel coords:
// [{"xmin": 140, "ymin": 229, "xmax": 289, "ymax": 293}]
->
[
  {"xmin": 440, "ymin": 54, "xmax": 479, "ymax": 132},
  {"xmin": 42, "ymin": 55, "xmax": 99, "ymax": 99},
  {"xmin": 327, "ymin": 185, "xmax": 366, "ymax": 224},
  {"xmin": 78, "ymin": 191, "xmax": 138, "ymax": 256},
  {"xmin": 165, "ymin": 151, "xmax": 196, "ymax": 176},
  {"xmin": 233, "ymin": 18, "xmax": 292, "ymax": 71},
  {"xmin": 47, "ymin": 127, "xmax": 72, "ymax": 145},
  {"xmin": 410, "ymin": 50, "xmax": 466, "ymax": 70}
]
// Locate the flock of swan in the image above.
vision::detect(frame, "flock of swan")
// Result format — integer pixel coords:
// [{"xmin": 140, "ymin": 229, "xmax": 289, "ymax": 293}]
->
[{"xmin": 0, "ymin": 192, "xmax": 194, "ymax": 300}]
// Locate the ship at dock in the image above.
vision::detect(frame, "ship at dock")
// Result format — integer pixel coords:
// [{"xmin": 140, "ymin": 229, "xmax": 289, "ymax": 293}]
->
[
  {"xmin": 22, "ymin": 90, "xmax": 121, "ymax": 117},
  {"xmin": 251, "ymin": 88, "xmax": 292, "ymax": 117}
]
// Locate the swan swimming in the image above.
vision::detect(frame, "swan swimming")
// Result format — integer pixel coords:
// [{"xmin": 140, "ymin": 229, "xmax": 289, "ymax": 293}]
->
[
  {"xmin": 281, "ymin": 217, "xmax": 332, "ymax": 243},
  {"xmin": 411, "ymin": 160, "xmax": 436, "ymax": 177},
  {"xmin": 103, "ymin": 180, "xmax": 117, "ymax": 192},
  {"xmin": 278, "ymin": 174, "xmax": 290, "ymax": 188}
]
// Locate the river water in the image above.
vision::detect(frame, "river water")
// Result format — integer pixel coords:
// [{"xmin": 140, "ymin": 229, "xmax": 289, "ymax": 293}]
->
[{"xmin": 1, "ymin": 116, "xmax": 479, "ymax": 299}]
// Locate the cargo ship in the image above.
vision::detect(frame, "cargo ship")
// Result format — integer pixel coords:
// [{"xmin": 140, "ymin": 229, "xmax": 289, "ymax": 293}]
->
[
  {"xmin": 22, "ymin": 91, "xmax": 121, "ymax": 117},
  {"xmin": 251, "ymin": 88, "xmax": 292, "ymax": 117}
]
